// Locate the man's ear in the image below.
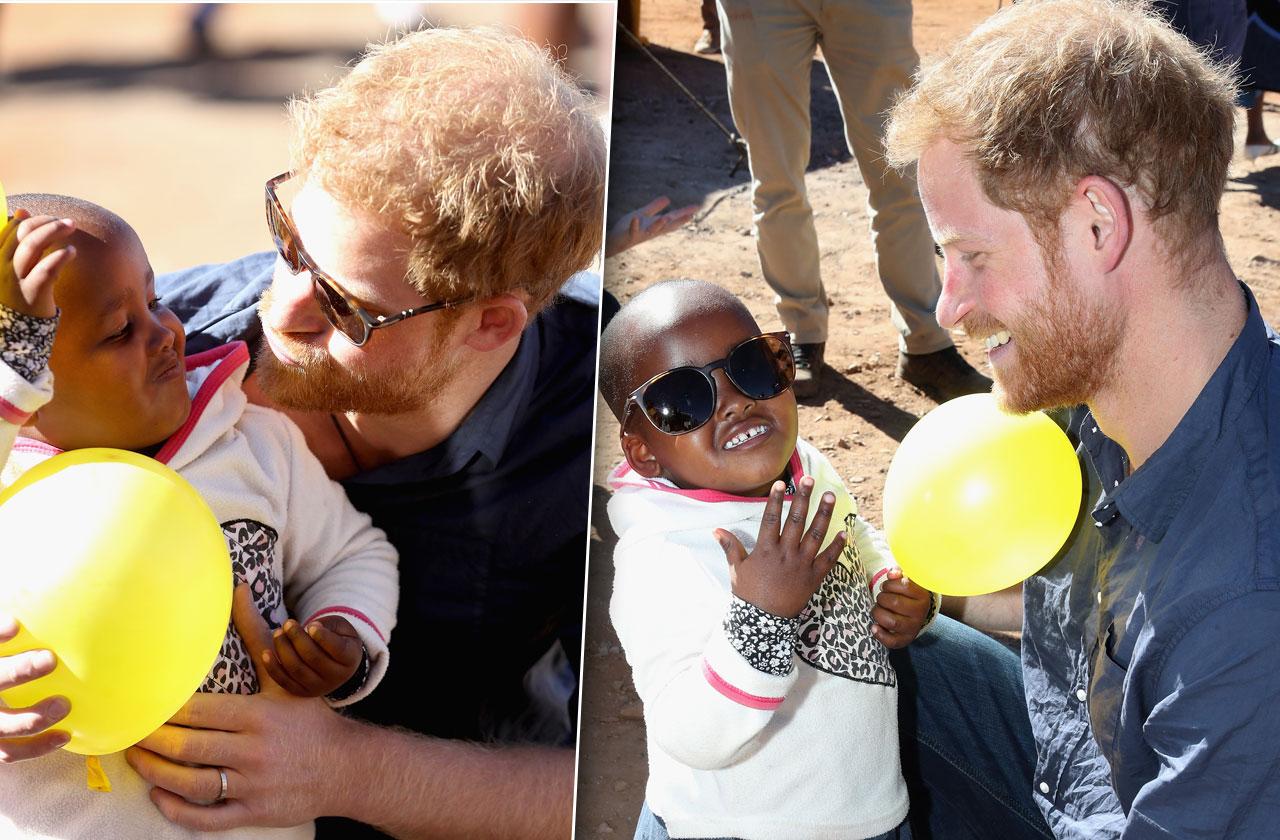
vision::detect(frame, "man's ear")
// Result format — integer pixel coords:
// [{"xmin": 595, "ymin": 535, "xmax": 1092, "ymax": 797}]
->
[
  {"xmin": 620, "ymin": 428, "xmax": 663, "ymax": 479},
  {"xmin": 461, "ymin": 294, "xmax": 529, "ymax": 352},
  {"xmin": 1072, "ymin": 175, "xmax": 1132, "ymax": 274}
]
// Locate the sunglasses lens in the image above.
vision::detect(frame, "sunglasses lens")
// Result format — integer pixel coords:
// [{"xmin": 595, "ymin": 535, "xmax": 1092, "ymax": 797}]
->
[
  {"xmin": 311, "ymin": 276, "xmax": 366, "ymax": 344},
  {"xmin": 266, "ymin": 196, "xmax": 305, "ymax": 273},
  {"xmin": 727, "ymin": 334, "xmax": 796, "ymax": 400},
  {"xmin": 640, "ymin": 368, "xmax": 716, "ymax": 434}
]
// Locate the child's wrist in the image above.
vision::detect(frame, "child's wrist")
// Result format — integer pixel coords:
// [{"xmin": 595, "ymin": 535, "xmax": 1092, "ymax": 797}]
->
[
  {"xmin": 723, "ymin": 596, "xmax": 800, "ymax": 677},
  {"xmin": 0, "ymin": 303, "xmax": 59, "ymax": 385},
  {"xmin": 326, "ymin": 645, "xmax": 370, "ymax": 702}
]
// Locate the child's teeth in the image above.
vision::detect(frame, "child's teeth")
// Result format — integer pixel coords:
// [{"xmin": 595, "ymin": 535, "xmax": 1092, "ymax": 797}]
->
[
  {"xmin": 984, "ymin": 330, "xmax": 1012, "ymax": 351},
  {"xmin": 724, "ymin": 425, "xmax": 768, "ymax": 450}
]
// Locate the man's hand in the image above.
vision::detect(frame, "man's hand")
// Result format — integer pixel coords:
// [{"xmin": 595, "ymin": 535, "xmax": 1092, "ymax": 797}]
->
[
  {"xmin": 716, "ymin": 478, "xmax": 845, "ymax": 618},
  {"xmin": 125, "ymin": 584, "xmax": 347, "ymax": 831},
  {"xmin": 871, "ymin": 569, "xmax": 933, "ymax": 648},
  {"xmin": 0, "ymin": 210, "xmax": 76, "ymax": 319},
  {"xmin": 264, "ymin": 615, "xmax": 363, "ymax": 698},
  {"xmin": 604, "ymin": 196, "xmax": 699, "ymax": 258},
  {"xmin": 0, "ymin": 614, "xmax": 71, "ymax": 763}
]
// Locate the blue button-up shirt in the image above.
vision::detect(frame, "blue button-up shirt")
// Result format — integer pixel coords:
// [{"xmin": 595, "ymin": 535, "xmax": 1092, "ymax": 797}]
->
[
  {"xmin": 1023, "ymin": 284, "xmax": 1280, "ymax": 839},
  {"xmin": 158, "ymin": 256, "xmax": 597, "ymax": 834}
]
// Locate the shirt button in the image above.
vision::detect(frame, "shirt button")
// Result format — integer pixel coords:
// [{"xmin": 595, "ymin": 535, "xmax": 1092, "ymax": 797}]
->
[
  {"xmin": 1076, "ymin": 688, "xmax": 1088, "ymax": 702},
  {"xmin": 1039, "ymin": 781, "xmax": 1050, "ymax": 794},
  {"xmin": 1096, "ymin": 591, "xmax": 1102, "ymax": 604}
]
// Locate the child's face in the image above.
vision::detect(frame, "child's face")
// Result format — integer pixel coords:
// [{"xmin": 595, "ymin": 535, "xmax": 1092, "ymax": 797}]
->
[
  {"xmin": 624, "ymin": 307, "xmax": 798, "ymax": 497},
  {"xmin": 32, "ymin": 226, "xmax": 191, "ymax": 451}
]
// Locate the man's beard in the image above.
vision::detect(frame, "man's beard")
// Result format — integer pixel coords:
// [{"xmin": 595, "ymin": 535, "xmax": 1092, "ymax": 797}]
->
[
  {"xmin": 254, "ymin": 293, "xmax": 459, "ymax": 415},
  {"xmin": 968, "ymin": 247, "xmax": 1126, "ymax": 414}
]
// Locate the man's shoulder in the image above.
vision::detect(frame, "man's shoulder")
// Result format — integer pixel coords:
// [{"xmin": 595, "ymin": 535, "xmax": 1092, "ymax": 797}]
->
[
  {"xmin": 158, "ymin": 252, "xmax": 275, "ymax": 353},
  {"xmin": 528, "ymin": 293, "xmax": 599, "ymax": 389}
]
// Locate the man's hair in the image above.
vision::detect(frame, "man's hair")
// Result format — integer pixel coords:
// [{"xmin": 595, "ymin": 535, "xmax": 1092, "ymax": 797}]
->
[
  {"xmin": 598, "ymin": 279, "xmax": 756, "ymax": 421},
  {"xmin": 289, "ymin": 27, "xmax": 606, "ymax": 312},
  {"xmin": 884, "ymin": 0, "xmax": 1237, "ymax": 261}
]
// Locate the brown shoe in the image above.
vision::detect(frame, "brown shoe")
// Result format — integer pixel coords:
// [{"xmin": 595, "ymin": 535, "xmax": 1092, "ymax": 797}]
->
[
  {"xmin": 791, "ymin": 340, "xmax": 825, "ymax": 399},
  {"xmin": 897, "ymin": 347, "xmax": 992, "ymax": 402},
  {"xmin": 693, "ymin": 28, "xmax": 720, "ymax": 55}
]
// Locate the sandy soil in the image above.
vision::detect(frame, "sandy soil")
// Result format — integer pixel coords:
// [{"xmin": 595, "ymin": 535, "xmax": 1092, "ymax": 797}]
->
[
  {"xmin": 0, "ymin": 3, "xmax": 613, "ymax": 272},
  {"xmin": 574, "ymin": 0, "xmax": 1280, "ymax": 835}
]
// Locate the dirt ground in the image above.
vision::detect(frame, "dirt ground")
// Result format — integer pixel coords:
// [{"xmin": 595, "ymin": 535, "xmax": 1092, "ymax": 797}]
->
[
  {"xmin": 574, "ymin": 0, "xmax": 1280, "ymax": 836},
  {"xmin": 0, "ymin": 3, "xmax": 612, "ymax": 271}
]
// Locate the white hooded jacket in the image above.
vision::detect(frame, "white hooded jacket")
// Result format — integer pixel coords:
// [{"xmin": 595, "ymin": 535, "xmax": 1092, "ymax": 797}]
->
[
  {"xmin": 0, "ymin": 339, "xmax": 397, "ymax": 840},
  {"xmin": 608, "ymin": 438, "xmax": 929, "ymax": 840}
]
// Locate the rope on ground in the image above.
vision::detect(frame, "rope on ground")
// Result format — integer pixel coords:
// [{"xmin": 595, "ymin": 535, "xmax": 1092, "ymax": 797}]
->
[{"xmin": 618, "ymin": 23, "xmax": 750, "ymax": 176}]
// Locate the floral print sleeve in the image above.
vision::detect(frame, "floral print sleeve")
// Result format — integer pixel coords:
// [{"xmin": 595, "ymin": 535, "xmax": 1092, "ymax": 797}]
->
[
  {"xmin": 724, "ymin": 595, "xmax": 799, "ymax": 676},
  {"xmin": 0, "ymin": 302, "xmax": 58, "ymax": 384}
]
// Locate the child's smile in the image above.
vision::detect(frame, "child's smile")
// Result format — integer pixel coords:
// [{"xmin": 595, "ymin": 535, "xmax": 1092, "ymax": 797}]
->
[{"xmin": 625, "ymin": 307, "xmax": 798, "ymax": 497}]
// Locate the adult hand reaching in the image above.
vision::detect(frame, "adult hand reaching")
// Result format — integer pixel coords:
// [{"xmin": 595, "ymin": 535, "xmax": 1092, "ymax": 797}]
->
[
  {"xmin": 0, "ymin": 614, "xmax": 70, "ymax": 763},
  {"xmin": 126, "ymin": 584, "xmax": 347, "ymax": 830},
  {"xmin": 605, "ymin": 196, "xmax": 699, "ymax": 258},
  {"xmin": 128, "ymin": 585, "xmax": 574, "ymax": 839}
]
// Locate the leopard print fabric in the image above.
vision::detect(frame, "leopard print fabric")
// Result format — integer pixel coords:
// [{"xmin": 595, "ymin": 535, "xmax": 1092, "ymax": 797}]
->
[
  {"xmin": 0, "ymin": 303, "xmax": 58, "ymax": 384},
  {"xmin": 199, "ymin": 519, "xmax": 288, "ymax": 695},
  {"xmin": 794, "ymin": 512, "xmax": 895, "ymax": 687}
]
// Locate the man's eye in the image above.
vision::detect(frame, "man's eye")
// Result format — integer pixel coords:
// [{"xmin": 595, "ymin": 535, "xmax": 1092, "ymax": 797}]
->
[
  {"xmin": 147, "ymin": 296, "xmax": 163, "ymax": 312},
  {"xmin": 933, "ymin": 243, "xmax": 944, "ymax": 258},
  {"xmin": 108, "ymin": 323, "xmax": 130, "ymax": 341}
]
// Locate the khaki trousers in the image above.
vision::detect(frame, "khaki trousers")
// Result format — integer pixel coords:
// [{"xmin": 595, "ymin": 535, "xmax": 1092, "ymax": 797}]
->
[{"xmin": 717, "ymin": 0, "xmax": 952, "ymax": 353}]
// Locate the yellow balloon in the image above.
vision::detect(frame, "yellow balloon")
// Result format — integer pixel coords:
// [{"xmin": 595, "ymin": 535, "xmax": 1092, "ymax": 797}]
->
[
  {"xmin": 882, "ymin": 394, "xmax": 1082, "ymax": 596},
  {"xmin": 0, "ymin": 449, "xmax": 231, "ymax": 755}
]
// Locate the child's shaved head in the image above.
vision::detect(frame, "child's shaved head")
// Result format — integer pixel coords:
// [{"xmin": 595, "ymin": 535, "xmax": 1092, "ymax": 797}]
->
[
  {"xmin": 10, "ymin": 193, "xmax": 132, "ymax": 245},
  {"xmin": 599, "ymin": 279, "xmax": 760, "ymax": 420},
  {"xmin": 6, "ymin": 193, "xmax": 189, "ymax": 452}
]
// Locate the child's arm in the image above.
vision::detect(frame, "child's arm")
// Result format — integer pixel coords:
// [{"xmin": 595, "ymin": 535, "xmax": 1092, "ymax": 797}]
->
[
  {"xmin": 611, "ymin": 479, "xmax": 844, "ymax": 770},
  {"xmin": 0, "ymin": 212, "xmax": 74, "ymax": 463},
  {"xmin": 0, "ymin": 212, "xmax": 77, "ymax": 761},
  {"xmin": 853, "ymin": 516, "xmax": 940, "ymax": 648},
  {"xmin": 269, "ymin": 415, "xmax": 398, "ymax": 706}
]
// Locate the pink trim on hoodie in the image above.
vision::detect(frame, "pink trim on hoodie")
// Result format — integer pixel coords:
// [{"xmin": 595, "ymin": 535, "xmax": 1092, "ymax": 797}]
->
[
  {"xmin": 303, "ymin": 606, "xmax": 388, "ymax": 644},
  {"xmin": 606, "ymin": 450, "xmax": 805, "ymax": 503},
  {"xmin": 701, "ymin": 660, "xmax": 785, "ymax": 711},
  {"xmin": 0, "ymin": 396, "xmax": 32, "ymax": 426},
  {"xmin": 154, "ymin": 342, "xmax": 250, "ymax": 465}
]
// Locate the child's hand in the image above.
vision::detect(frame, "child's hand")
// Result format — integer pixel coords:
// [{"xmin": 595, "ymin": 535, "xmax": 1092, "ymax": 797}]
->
[
  {"xmin": 871, "ymin": 569, "xmax": 933, "ymax": 648},
  {"xmin": 715, "ymin": 477, "xmax": 846, "ymax": 618},
  {"xmin": 1, "ymin": 210, "xmax": 76, "ymax": 319},
  {"xmin": 261, "ymin": 615, "xmax": 364, "ymax": 698}
]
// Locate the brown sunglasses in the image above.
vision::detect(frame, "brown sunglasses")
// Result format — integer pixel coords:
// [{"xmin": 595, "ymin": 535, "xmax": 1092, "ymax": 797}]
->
[{"xmin": 264, "ymin": 171, "xmax": 471, "ymax": 347}]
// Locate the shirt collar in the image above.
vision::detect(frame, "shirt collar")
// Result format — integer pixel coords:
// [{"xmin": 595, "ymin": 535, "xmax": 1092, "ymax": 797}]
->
[
  {"xmin": 1082, "ymin": 283, "xmax": 1270, "ymax": 541},
  {"xmin": 346, "ymin": 321, "xmax": 542, "ymax": 484}
]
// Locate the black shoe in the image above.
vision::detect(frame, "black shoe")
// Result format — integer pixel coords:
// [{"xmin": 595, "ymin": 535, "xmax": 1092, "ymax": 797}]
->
[
  {"xmin": 897, "ymin": 347, "xmax": 992, "ymax": 402},
  {"xmin": 790, "ymin": 340, "xmax": 825, "ymax": 399}
]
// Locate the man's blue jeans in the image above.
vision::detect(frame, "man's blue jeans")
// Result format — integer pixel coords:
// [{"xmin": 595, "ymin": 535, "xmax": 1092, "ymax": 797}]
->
[{"xmin": 889, "ymin": 615, "xmax": 1053, "ymax": 840}]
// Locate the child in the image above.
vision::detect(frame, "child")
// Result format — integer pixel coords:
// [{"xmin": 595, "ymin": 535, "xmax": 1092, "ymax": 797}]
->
[
  {"xmin": 0, "ymin": 198, "xmax": 397, "ymax": 838},
  {"xmin": 599, "ymin": 279, "xmax": 938, "ymax": 840}
]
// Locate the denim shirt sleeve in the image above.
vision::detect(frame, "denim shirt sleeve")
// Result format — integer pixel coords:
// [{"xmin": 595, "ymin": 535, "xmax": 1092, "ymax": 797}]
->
[
  {"xmin": 157, "ymin": 251, "xmax": 275, "ymax": 353},
  {"xmin": 1122, "ymin": 590, "xmax": 1280, "ymax": 838}
]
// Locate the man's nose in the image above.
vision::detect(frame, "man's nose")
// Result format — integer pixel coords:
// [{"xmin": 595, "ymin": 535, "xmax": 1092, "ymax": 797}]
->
[
  {"xmin": 934, "ymin": 261, "xmax": 973, "ymax": 331},
  {"xmin": 268, "ymin": 260, "xmax": 330, "ymax": 336}
]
